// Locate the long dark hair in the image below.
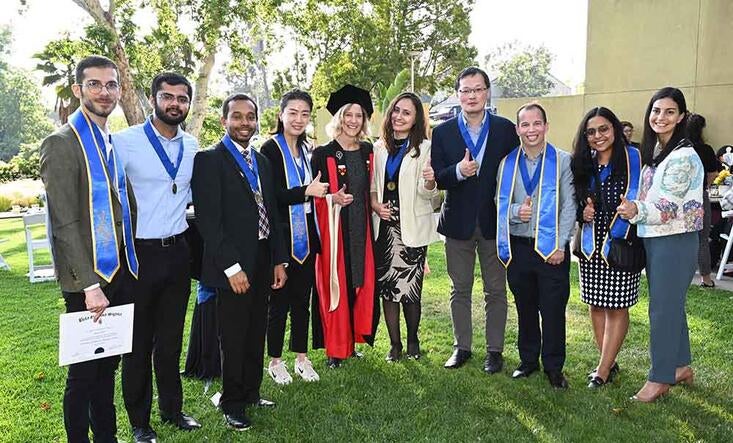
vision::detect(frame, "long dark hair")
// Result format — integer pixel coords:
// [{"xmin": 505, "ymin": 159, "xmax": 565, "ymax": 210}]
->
[
  {"xmin": 272, "ymin": 89, "xmax": 313, "ymax": 149},
  {"xmin": 686, "ymin": 113, "xmax": 706, "ymax": 146},
  {"xmin": 380, "ymin": 92, "xmax": 427, "ymax": 158},
  {"xmin": 641, "ymin": 87, "xmax": 689, "ymax": 166},
  {"xmin": 570, "ymin": 106, "xmax": 628, "ymax": 203}
]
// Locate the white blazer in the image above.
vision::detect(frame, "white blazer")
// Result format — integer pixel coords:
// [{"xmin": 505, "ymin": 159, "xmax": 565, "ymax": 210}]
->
[{"xmin": 371, "ymin": 138, "xmax": 440, "ymax": 247}]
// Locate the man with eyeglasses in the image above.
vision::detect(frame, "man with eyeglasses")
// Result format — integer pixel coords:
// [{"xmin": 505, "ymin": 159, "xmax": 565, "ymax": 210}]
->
[
  {"xmin": 114, "ymin": 72, "xmax": 201, "ymax": 441},
  {"xmin": 40, "ymin": 55, "xmax": 138, "ymax": 443},
  {"xmin": 431, "ymin": 66, "xmax": 519, "ymax": 374}
]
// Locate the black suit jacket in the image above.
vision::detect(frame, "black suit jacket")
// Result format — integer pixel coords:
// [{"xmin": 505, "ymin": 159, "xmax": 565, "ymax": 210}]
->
[
  {"xmin": 191, "ymin": 142, "xmax": 287, "ymax": 289},
  {"xmin": 430, "ymin": 114, "xmax": 519, "ymax": 240},
  {"xmin": 259, "ymin": 138, "xmax": 320, "ymax": 258}
]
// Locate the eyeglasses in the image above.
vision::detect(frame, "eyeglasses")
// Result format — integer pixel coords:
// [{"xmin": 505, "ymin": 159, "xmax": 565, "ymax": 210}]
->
[
  {"xmin": 81, "ymin": 80, "xmax": 120, "ymax": 94},
  {"xmin": 156, "ymin": 92, "xmax": 191, "ymax": 106},
  {"xmin": 585, "ymin": 125, "xmax": 611, "ymax": 138},
  {"xmin": 457, "ymin": 87, "xmax": 488, "ymax": 96}
]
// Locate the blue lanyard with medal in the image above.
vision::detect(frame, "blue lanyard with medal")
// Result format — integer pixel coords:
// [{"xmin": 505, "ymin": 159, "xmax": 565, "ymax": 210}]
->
[
  {"xmin": 221, "ymin": 133, "xmax": 263, "ymax": 204},
  {"xmin": 385, "ymin": 140, "xmax": 409, "ymax": 191},
  {"xmin": 518, "ymin": 151, "xmax": 543, "ymax": 197},
  {"xmin": 143, "ymin": 118, "xmax": 184, "ymax": 194},
  {"xmin": 457, "ymin": 111, "xmax": 490, "ymax": 160}
]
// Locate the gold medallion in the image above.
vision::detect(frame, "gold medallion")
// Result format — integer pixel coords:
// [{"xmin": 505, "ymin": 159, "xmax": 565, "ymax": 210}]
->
[{"xmin": 387, "ymin": 181, "xmax": 396, "ymax": 191}]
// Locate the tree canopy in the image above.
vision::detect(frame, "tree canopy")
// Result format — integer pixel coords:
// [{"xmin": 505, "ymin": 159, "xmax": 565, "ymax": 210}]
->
[{"xmin": 486, "ymin": 42, "xmax": 555, "ymax": 98}]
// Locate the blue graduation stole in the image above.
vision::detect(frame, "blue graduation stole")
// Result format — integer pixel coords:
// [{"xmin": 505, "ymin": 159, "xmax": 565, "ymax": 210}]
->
[
  {"xmin": 68, "ymin": 109, "xmax": 139, "ymax": 281},
  {"xmin": 496, "ymin": 143, "xmax": 560, "ymax": 267},
  {"xmin": 274, "ymin": 134, "xmax": 310, "ymax": 264},
  {"xmin": 580, "ymin": 146, "xmax": 642, "ymax": 262}
]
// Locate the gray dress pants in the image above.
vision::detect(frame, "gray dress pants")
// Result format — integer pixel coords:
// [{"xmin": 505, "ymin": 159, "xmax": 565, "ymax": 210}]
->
[{"xmin": 445, "ymin": 226, "xmax": 508, "ymax": 353}]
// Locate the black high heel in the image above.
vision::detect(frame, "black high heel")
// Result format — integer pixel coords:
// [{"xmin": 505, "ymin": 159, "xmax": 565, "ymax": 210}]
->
[{"xmin": 588, "ymin": 375, "xmax": 607, "ymax": 389}]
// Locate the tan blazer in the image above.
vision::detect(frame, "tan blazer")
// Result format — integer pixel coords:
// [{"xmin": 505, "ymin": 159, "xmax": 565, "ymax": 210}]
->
[
  {"xmin": 39, "ymin": 124, "xmax": 136, "ymax": 293},
  {"xmin": 371, "ymin": 139, "xmax": 440, "ymax": 247}
]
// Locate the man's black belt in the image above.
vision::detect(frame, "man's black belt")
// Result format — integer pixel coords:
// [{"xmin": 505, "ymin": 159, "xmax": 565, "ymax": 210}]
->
[
  {"xmin": 135, "ymin": 233, "xmax": 185, "ymax": 247},
  {"xmin": 510, "ymin": 235, "xmax": 536, "ymax": 246}
]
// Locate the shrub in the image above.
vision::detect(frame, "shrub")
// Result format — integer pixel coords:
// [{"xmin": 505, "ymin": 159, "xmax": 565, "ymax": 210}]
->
[{"xmin": 0, "ymin": 194, "xmax": 11, "ymax": 212}]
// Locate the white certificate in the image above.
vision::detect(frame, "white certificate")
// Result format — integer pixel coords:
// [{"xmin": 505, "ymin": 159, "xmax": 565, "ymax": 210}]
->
[{"xmin": 58, "ymin": 303, "xmax": 134, "ymax": 366}]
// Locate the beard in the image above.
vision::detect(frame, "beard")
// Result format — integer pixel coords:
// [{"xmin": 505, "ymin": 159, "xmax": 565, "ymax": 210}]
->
[
  {"xmin": 154, "ymin": 101, "xmax": 188, "ymax": 126},
  {"xmin": 81, "ymin": 94, "xmax": 116, "ymax": 119}
]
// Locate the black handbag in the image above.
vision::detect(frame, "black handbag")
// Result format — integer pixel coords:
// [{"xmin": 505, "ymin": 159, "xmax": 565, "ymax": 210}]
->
[
  {"xmin": 586, "ymin": 171, "xmax": 646, "ymax": 273},
  {"xmin": 607, "ymin": 236, "xmax": 646, "ymax": 273}
]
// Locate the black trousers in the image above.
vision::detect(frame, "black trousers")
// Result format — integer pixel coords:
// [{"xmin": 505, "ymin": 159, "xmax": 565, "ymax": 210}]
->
[
  {"xmin": 267, "ymin": 254, "xmax": 314, "ymax": 358},
  {"xmin": 62, "ymin": 262, "xmax": 134, "ymax": 443},
  {"xmin": 506, "ymin": 237, "xmax": 570, "ymax": 372},
  {"xmin": 218, "ymin": 240, "xmax": 271, "ymax": 414},
  {"xmin": 122, "ymin": 237, "xmax": 191, "ymax": 427}
]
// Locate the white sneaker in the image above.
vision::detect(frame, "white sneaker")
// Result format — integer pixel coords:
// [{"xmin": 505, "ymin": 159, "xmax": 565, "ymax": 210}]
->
[
  {"xmin": 268, "ymin": 360, "xmax": 293, "ymax": 385},
  {"xmin": 294, "ymin": 358, "xmax": 320, "ymax": 382}
]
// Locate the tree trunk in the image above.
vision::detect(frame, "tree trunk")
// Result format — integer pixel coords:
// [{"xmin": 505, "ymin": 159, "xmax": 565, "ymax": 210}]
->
[
  {"xmin": 187, "ymin": 47, "xmax": 216, "ymax": 139},
  {"xmin": 72, "ymin": 0, "xmax": 145, "ymax": 125}
]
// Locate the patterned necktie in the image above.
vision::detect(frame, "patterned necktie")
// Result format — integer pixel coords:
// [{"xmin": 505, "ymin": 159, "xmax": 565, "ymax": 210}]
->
[{"xmin": 243, "ymin": 148, "xmax": 270, "ymax": 239}]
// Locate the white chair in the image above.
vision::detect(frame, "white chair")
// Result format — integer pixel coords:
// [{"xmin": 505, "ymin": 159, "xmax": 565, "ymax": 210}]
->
[
  {"xmin": 715, "ymin": 210, "xmax": 733, "ymax": 280},
  {"xmin": 0, "ymin": 238, "xmax": 9, "ymax": 271},
  {"xmin": 23, "ymin": 212, "xmax": 56, "ymax": 283}
]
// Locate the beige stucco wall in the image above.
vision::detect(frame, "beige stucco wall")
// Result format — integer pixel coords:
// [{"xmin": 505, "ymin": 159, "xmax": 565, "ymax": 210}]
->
[{"xmin": 584, "ymin": 0, "xmax": 733, "ymax": 149}]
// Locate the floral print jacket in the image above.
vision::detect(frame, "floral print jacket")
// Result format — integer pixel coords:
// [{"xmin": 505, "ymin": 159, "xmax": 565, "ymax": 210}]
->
[{"xmin": 629, "ymin": 140, "xmax": 704, "ymax": 237}]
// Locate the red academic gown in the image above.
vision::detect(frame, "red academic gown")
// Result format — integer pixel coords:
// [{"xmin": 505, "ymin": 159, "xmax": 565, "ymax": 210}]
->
[{"xmin": 311, "ymin": 140, "xmax": 378, "ymax": 359}]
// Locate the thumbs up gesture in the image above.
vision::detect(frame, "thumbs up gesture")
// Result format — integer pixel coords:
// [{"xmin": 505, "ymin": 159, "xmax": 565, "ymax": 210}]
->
[
  {"xmin": 305, "ymin": 170, "xmax": 329, "ymax": 198},
  {"xmin": 616, "ymin": 196, "xmax": 637, "ymax": 220},
  {"xmin": 458, "ymin": 149, "xmax": 479, "ymax": 178},
  {"xmin": 582, "ymin": 197, "xmax": 595, "ymax": 222},
  {"xmin": 422, "ymin": 157, "xmax": 435, "ymax": 182},
  {"xmin": 519, "ymin": 196, "xmax": 532, "ymax": 222},
  {"xmin": 332, "ymin": 184, "xmax": 354, "ymax": 207}
]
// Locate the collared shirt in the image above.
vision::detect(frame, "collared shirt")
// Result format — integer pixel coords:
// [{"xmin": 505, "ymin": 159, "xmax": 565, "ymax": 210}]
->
[
  {"xmin": 456, "ymin": 111, "xmax": 488, "ymax": 181},
  {"xmin": 113, "ymin": 119, "xmax": 199, "ymax": 239},
  {"xmin": 505, "ymin": 145, "xmax": 576, "ymax": 246}
]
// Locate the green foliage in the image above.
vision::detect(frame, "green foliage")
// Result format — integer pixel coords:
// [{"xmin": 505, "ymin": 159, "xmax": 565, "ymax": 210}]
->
[
  {"xmin": 487, "ymin": 42, "xmax": 555, "ymax": 98},
  {"xmin": 379, "ymin": 69, "xmax": 410, "ymax": 113},
  {"xmin": 0, "ymin": 64, "xmax": 55, "ymax": 162},
  {"xmin": 0, "ymin": 194, "xmax": 10, "ymax": 212},
  {"xmin": 197, "ymin": 96, "xmax": 224, "ymax": 149},
  {"xmin": 278, "ymin": 0, "xmax": 477, "ymax": 106},
  {"xmin": 259, "ymin": 105, "xmax": 279, "ymax": 137}
]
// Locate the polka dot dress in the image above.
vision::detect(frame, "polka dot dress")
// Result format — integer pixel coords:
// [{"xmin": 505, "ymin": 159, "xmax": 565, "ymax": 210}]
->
[{"xmin": 579, "ymin": 164, "xmax": 641, "ymax": 309}]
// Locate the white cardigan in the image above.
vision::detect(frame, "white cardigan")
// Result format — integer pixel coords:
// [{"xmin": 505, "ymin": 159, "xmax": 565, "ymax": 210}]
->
[{"xmin": 371, "ymin": 139, "xmax": 441, "ymax": 247}]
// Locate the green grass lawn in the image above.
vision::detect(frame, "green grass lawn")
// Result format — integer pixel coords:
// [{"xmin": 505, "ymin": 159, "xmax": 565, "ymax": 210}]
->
[{"xmin": 0, "ymin": 217, "xmax": 732, "ymax": 442}]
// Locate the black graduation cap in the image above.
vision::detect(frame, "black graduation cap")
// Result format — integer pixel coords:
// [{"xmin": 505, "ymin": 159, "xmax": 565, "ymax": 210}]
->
[{"xmin": 326, "ymin": 84, "xmax": 374, "ymax": 119}]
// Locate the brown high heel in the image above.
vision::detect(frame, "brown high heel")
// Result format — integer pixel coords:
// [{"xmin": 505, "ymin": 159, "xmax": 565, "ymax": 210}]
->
[
  {"xmin": 631, "ymin": 382, "xmax": 670, "ymax": 403},
  {"xmin": 674, "ymin": 366, "xmax": 694, "ymax": 386}
]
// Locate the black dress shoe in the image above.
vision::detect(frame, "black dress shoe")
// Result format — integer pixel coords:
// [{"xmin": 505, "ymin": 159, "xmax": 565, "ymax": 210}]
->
[
  {"xmin": 444, "ymin": 349, "xmax": 472, "ymax": 368},
  {"xmin": 385, "ymin": 346, "xmax": 402, "ymax": 362},
  {"xmin": 587, "ymin": 375, "xmax": 607, "ymax": 389},
  {"xmin": 483, "ymin": 351, "xmax": 504, "ymax": 374},
  {"xmin": 327, "ymin": 357, "xmax": 342, "ymax": 368},
  {"xmin": 161, "ymin": 412, "xmax": 201, "ymax": 430},
  {"xmin": 224, "ymin": 413, "xmax": 251, "ymax": 431},
  {"xmin": 351, "ymin": 350, "xmax": 364, "ymax": 359},
  {"xmin": 132, "ymin": 426, "xmax": 157, "ymax": 443},
  {"xmin": 406, "ymin": 342, "xmax": 421, "ymax": 360},
  {"xmin": 512, "ymin": 363, "xmax": 539, "ymax": 379},
  {"xmin": 546, "ymin": 370, "xmax": 569, "ymax": 389},
  {"xmin": 248, "ymin": 398, "xmax": 276, "ymax": 408}
]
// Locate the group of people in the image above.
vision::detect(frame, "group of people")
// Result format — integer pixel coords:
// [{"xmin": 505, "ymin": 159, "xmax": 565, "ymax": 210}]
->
[{"xmin": 40, "ymin": 55, "xmax": 704, "ymax": 443}]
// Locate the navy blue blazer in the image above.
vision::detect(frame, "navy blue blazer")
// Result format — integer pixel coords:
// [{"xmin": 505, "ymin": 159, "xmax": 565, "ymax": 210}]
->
[{"xmin": 430, "ymin": 113, "xmax": 519, "ymax": 240}]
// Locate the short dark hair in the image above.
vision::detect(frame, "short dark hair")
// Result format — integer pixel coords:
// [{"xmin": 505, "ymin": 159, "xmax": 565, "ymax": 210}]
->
[
  {"xmin": 685, "ymin": 113, "xmax": 706, "ymax": 146},
  {"xmin": 75, "ymin": 55, "xmax": 118, "ymax": 84},
  {"xmin": 151, "ymin": 72, "xmax": 193, "ymax": 99},
  {"xmin": 222, "ymin": 93, "xmax": 258, "ymax": 119},
  {"xmin": 620, "ymin": 121, "xmax": 633, "ymax": 129},
  {"xmin": 454, "ymin": 66, "xmax": 491, "ymax": 91},
  {"xmin": 516, "ymin": 102, "xmax": 547, "ymax": 124}
]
